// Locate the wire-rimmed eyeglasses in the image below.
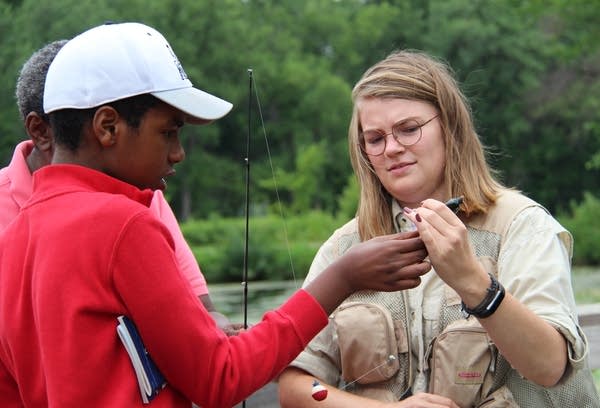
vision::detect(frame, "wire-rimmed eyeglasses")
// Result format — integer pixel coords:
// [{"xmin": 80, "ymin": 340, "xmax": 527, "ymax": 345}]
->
[{"xmin": 359, "ymin": 114, "xmax": 439, "ymax": 156}]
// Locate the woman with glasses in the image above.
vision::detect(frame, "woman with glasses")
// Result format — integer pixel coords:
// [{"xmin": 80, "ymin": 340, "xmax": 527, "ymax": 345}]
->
[{"xmin": 278, "ymin": 50, "xmax": 599, "ymax": 407}]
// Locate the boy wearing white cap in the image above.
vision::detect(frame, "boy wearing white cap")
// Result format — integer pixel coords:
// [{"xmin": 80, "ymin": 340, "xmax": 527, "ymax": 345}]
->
[
  {"xmin": 0, "ymin": 22, "xmax": 430, "ymax": 407},
  {"xmin": 3, "ymin": 39, "xmax": 243, "ymax": 337}
]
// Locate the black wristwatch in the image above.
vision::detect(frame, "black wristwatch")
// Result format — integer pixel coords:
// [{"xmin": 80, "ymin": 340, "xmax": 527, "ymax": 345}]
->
[{"xmin": 461, "ymin": 273, "xmax": 505, "ymax": 319}]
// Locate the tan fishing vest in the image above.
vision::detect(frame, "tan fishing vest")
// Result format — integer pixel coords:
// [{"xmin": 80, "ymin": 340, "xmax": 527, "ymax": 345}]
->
[{"xmin": 332, "ymin": 190, "xmax": 599, "ymax": 407}]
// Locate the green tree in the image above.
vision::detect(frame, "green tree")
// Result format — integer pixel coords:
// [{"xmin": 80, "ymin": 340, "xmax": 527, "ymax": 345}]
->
[
  {"xmin": 1, "ymin": 0, "xmax": 600, "ymax": 223},
  {"xmin": 559, "ymin": 192, "xmax": 600, "ymax": 265}
]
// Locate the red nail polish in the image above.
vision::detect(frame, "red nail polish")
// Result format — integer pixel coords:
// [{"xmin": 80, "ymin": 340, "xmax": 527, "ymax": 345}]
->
[{"xmin": 415, "ymin": 213, "xmax": 422, "ymax": 222}]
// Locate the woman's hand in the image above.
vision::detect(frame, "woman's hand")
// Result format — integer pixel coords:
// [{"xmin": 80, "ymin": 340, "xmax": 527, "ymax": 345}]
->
[
  {"xmin": 402, "ymin": 199, "xmax": 488, "ymax": 301},
  {"xmin": 403, "ymin": 199, "xmax": 568, "ymax": 386}
]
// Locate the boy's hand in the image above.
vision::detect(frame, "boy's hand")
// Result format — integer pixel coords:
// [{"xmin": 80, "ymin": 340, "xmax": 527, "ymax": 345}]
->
[
  {"xmin": 341, "ymin": 231, "xmax": 430, "ymax": 292},
  {"xmin": 305, "ymin": 231, "xmax": 430, "ymax": 315}
]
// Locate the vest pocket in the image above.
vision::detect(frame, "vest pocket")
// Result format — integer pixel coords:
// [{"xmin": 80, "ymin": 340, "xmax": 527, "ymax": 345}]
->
[
  {"xmin": 478, "ymin": 385, "xmax": 518, "ymax": 407},
  {"xmin": 426, "ymin": 318, "xmax": 498, "ymax": 407},
  {"xmin": 333, "ymin": 302, "xmax": 403, "ymax": 384}
]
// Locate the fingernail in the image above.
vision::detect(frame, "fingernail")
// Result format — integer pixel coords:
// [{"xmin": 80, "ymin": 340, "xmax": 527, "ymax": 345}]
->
[
  {"xmin": 403, "ymin": 207, "xmax": 412, "ymax": 214},
  {"xmin": 415, "ymin": 213, "xmax": 422, "ymax": 222}
]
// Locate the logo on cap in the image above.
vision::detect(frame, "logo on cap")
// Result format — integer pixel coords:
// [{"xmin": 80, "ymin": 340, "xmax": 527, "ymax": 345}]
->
[{"xmin": 165, "ymin": 44, "xmax": 188, "ymax": 81}]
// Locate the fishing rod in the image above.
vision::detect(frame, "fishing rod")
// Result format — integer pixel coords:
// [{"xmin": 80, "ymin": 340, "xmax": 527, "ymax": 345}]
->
[
  {"xmin": 242, "ymin": 68, "xmax": 252, "ymax": 331},
  {"xmin": 240, "ymin": 69, "xmax": 301, "ymax": 407},
  {"xmin": 242, "ymin": 68, "xmax": 252, "ymax": 333},
  {"xmin": 240, "ymin": 68, "xmax": 253, "ymax": 408},
  {"xmin": 241, "ymin": 69, "xmax": 298, "ymax": 326}
]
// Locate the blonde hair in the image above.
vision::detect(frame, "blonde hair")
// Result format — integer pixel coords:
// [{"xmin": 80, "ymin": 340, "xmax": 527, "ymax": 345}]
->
[{"xmin": 349, "ymin": 50, "xmax": 505, "ymax": 240}]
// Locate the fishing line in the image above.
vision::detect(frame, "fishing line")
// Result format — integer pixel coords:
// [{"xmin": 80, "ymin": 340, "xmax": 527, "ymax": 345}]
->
[
  {"xmin": 340, "ymin": 355, "xmax": 397, "ymax": 391},
  {"xmin": 246, "ymin": 72, "xmax": 407, "ymax": 404},
  {"xmin": 311, "ymin": 355, "xmax": 398, "ymax": 401},
  {"xmin": 250, "ymin": 73, "xmax": 298, "ymax": 288},
  {"xmin": 241, "ymin": 69, "xmax": 299, "ymax": 408}
]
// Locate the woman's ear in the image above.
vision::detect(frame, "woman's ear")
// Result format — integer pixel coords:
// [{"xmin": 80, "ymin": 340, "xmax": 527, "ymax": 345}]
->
[
  {"xmin": 25, "ymin": 112, "xmax": 53, "ymax": 153},
  {"xmin": 92, "ymin": 106, "xmax": 120, "ymax": 147}
]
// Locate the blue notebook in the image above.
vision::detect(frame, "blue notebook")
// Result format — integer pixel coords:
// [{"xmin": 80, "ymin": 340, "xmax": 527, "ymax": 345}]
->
[{"xmin": 117, "ymin": 315, "xmax": 167, "ymax": 404}]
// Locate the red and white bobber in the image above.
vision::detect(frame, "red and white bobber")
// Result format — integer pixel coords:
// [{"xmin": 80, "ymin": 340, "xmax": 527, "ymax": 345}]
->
[{"xmin": 311, "ymin": 379, "xmax": 328, "ymax": 401}]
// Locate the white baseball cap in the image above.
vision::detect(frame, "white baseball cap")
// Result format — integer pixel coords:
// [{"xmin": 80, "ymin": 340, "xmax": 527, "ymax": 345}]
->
[{"xmin": 43, "ymin": 22, "xmax": 233, "ymax": 123}]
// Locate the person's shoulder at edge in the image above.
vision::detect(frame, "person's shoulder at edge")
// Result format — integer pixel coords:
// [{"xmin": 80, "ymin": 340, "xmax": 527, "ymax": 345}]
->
[
  {"xmin": 148, "ymin": 189, "xmax": 168, "ymax": 215},
  {"xmin": 0, "ymin": 141, "xmax": 34, "ymax": 180},
  {"xmin": 494, "ymin": 188, "xmax": 539, "ymax": 208}
]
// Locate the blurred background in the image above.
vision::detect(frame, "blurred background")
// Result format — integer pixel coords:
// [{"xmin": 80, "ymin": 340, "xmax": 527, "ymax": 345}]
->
[
  {"xmin": 3, "ymin": 0, "xmax": 600, "ymax": 280},
  {"xmin": 2, "ymin": 0, "xmax": 599, "ymax": 398},
  {"xmin": 2, "ymin": 0, "xmax": 599, "ymax": 296}
]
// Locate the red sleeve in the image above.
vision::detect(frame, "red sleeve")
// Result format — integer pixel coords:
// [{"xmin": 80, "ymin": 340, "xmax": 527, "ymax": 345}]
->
[{"xmin": 112, "ymin": 213, "xmax": 327, "ymax": 407}]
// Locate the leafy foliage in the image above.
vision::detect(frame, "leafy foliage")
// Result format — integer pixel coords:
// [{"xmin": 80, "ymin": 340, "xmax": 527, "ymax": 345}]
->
[
  {"xmin": 2, "ymin": 0, "xmax": 600, "ymax": 275},
  {"xmin": 180, "ymin": 211, "xmax": 340, "ymax": 282},
  {"xmin": 558, "ymin": 193, "xmax": 600, "ymax": 265}
]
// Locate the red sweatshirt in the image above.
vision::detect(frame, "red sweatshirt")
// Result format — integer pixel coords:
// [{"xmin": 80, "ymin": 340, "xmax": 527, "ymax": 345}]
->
[{"xmin": 0, "ymin": 164, "xmax": 327, "ymax": 408}]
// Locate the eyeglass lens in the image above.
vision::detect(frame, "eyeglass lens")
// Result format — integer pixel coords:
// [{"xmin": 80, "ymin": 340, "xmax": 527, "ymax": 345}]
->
[{"xmin": 362, "ymin": 119, "xmax": 423, "ymax": 156}]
